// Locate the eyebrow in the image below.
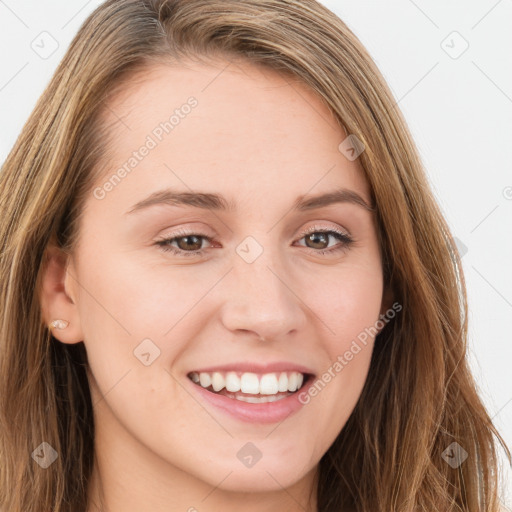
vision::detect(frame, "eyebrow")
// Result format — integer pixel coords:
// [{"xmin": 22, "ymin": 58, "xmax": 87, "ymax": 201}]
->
[{"xmin": 125, "ymin": 187, "xmax": 375, "ymax": 215}]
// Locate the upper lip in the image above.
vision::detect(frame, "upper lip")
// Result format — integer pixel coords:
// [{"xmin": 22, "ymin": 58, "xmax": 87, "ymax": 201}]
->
[{"xmin": 188, "ymin": 361, "xmax": 316, "ymax": 376}]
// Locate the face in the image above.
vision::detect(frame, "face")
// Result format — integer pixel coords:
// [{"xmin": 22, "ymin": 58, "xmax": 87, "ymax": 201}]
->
[{"xmin": 43, "ymin": 58, "xmax": 387, "ymax": 500}]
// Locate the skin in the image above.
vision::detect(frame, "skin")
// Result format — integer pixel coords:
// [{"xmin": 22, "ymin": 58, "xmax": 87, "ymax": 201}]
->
[{"xmin": 40, "ymin": 57, "xmax": 391, "ymax": 512}]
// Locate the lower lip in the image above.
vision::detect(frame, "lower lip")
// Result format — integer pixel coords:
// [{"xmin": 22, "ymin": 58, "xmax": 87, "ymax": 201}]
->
[{"xmin": 188, "ymin": 376, "xmax": 314, "ymax": 424}]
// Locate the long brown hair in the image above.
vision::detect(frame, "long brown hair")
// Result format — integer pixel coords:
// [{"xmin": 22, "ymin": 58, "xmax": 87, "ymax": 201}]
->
[{"xmin": 0, "ymin": 1, "xmax": 509, "ymax": 510}]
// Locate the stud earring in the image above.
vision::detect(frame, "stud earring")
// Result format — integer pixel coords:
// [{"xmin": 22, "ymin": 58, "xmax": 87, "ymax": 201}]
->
[{"xmin": 48, "ymin": 319, "xmax": 69, "ymax": 330}]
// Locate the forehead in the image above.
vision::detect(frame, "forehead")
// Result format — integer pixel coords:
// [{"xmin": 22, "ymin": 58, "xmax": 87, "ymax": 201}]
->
[{"xmin": 92, "ymin": 58, "xmax": 371, "ymax": 214}]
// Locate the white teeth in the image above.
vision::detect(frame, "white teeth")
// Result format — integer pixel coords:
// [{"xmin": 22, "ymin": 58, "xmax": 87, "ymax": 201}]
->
[
  {"xmin": 287, "ymin": 372, "xmax": 298, "ymax": 392},
  {"xmin": 277, "ymin": 372, "xmax": 288, "ymax": 392},
  {"xmin": 259, "ymin": 373, "xmax": 279, "ymax": 394},
  {"xmin": 240, "ymin": 372, "xmax": 260, "ymax": 394},
  {"xmin": 191, "ymin": 370, "xmax": 307, "ymax": 396},
  {"xmin": 234, "ymin": 394, "xmax": 287, "ymax": 403},
  {"xmin": 199, "ymin": 372, "xmax": 211, "ymax": 388},
  {"xmin": 211, "ymin": 372, "xmax": 225, "ymax": 392},
  {"xmin": 225, "ymin": 371, "xmax": 241, "ymax": 392}
]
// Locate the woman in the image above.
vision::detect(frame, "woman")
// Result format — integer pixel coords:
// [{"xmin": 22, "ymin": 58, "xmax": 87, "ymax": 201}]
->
[{"xmin": 0, "ymin": 1, "xmax": 509, "ymax": 511}]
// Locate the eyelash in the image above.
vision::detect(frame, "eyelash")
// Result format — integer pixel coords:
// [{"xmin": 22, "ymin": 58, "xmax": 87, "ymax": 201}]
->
[{"xmin": 154, "ymin": 226, "xmax": 354, "ymax": 258}]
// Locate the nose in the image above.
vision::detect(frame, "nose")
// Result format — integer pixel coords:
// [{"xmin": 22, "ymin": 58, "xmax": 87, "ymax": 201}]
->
[{"xmin": 218, "ymin": 244, "xmax": 307, "ymax": 342}]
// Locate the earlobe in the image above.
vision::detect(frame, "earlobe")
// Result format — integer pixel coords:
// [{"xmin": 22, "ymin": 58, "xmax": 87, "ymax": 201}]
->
[
  {"xmin": 48, "ymin": 319, "xmax": 70, "ymax": 330},
  {"xmin": 39, "ymin": 243, "xmax": 84, "ymax": 344}
]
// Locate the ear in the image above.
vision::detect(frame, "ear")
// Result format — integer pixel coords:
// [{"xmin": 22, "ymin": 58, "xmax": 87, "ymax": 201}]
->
[{"xmin": 39, "ymin": 243, "xmax": 84, "ymax": 344}]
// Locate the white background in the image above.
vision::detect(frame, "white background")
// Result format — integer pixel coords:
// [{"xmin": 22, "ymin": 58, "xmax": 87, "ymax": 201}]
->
[{"xmin": 0, "ymin": 0, "xmax": 510, "ymax": 505}]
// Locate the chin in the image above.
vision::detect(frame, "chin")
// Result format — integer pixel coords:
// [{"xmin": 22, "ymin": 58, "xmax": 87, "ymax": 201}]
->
[{"xmin": 201, "ymin": 457, "xmax": 314, "ymax": 493}]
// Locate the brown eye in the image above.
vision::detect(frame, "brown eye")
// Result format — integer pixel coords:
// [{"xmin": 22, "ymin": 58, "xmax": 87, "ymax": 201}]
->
[
  {"xmin": 174, "ymin": 235, "xmax": 204, "ymax": 251},
  {"xmin": 295, "ymin": 229, "xmax": 354, "ymax": 255},
  {"xmin": 155, "ymin": 232, "xmax": 213, "ymax": 257},
  {"xmin": 304, "ymin": 232, "xmax": 330, "ymax": 250}
]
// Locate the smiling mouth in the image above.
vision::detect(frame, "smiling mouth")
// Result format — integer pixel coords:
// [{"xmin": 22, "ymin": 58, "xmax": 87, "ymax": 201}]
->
[{"xmin": 187, "ymin": 370, "xmax": 313, "ymax": 403}]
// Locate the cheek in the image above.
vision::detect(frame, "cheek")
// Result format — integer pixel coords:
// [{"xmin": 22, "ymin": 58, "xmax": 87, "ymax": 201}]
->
[
  {"xmin": 73, "ymin": 248, "xmax": 224, "ymax": 403},
  {"xmin": 298, "ymin": 255, "xmax": 384, "ymax": 349},
  {"xmin": 76, "ymin": 245, "xmax": 211, "ymax": 340},
  {"xmin": 293, "ymin": 258, "xmax": 382, "ymax": 424}
]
